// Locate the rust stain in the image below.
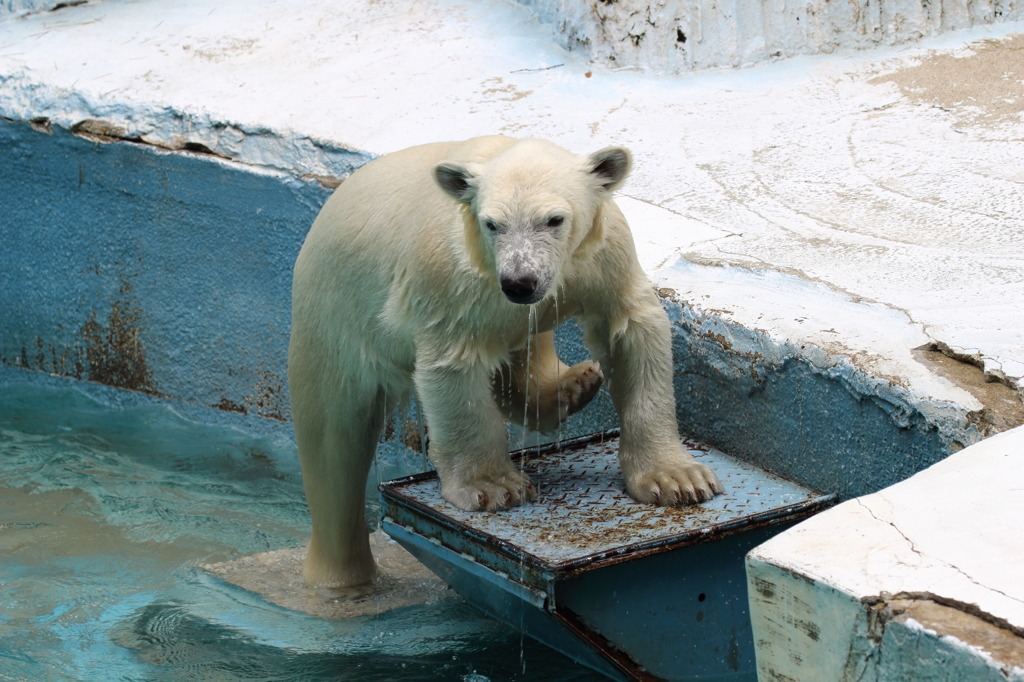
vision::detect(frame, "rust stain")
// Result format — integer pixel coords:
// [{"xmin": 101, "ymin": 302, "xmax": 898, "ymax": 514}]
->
[
  {"xmin": 380, "ymin": 415, "xmax": 396, "ymax": 442},
  {"xmin": 213, "ymin": 397, "xmax": 247, "ymax": 415},
  {"xmin": 243, "ymin": 368, "xmax": 286, "ymax": 421},
  {"xmin": 11, "ymin": 334, "xmax": 86, "ymax": 379},
  {"xmin": 378, "ymin": 415, "xmax": 426, "ymax": 452}
]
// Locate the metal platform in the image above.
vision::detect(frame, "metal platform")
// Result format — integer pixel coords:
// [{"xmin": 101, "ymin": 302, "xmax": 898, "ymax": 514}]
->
[{"xmin": 380, "ymin": 431, "xmax": 836, "ymax": 681}]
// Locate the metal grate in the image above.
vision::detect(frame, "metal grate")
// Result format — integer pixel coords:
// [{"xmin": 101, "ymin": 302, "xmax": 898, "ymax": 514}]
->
[{"xmin": 383, "ymin": 434, "xmax": 828, "ymax": 566}]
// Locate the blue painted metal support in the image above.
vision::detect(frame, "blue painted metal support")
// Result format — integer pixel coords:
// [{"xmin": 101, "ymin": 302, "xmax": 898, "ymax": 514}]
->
[{"xmin": 380, "ymin": 431, "xmax": 837, "ymax": 681}]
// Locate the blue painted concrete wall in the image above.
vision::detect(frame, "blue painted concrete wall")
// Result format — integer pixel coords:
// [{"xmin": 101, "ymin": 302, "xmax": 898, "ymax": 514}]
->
[
  {"xmin": 1, "ymin": 118, "xmax": 328, "ymax": 420},
  {"xmin": 666, "ymin": 302, "xmax": 952, "ymax": 500}
]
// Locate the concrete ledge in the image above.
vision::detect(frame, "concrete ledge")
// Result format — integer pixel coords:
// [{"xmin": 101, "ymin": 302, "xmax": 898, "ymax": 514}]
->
[{"xmin": 746, "ymin": 425, "xmax": 1024, "ymax": 680}]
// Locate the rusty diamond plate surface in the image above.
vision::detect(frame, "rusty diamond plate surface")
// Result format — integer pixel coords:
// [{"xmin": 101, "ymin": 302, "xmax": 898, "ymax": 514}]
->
[{"xmin": 384, "ymin": 435, "xmax": 828, "ymax": 566}]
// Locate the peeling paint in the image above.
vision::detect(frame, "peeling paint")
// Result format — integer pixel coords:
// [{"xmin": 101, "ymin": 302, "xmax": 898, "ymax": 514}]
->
[
  {"xmin": 747, "ymin": 426, "xmax": 1024, "ymax": 682},
  {"xmin": 29, "ymin": 116, "xmax": 52, "ymax": 134},
  {"xmin": 1, "ymin": 0, "xmax": 1020, "ymax": 404},
  {"xmin": 912, "ymin": 345, "xmax": 1024, "ymax": 436},
  {"xmin": 300, "ymin": 172, "xmax": 344, "ymax": 189},
  {"xmin": 0, "ymin": 111, "xmax": 990, "ymax": 506},
  {"xmin": 866, "ymin": 593, "xmax": 1024, "ymax": 643},
  {"xmin": 855, "ymin": 595, "xmax": 1024, "ymax": 680},
  {"xmin": 0, "ymin": 117, "xmax": 328, "ymax": 415},
  {"xmin": 71, "ymin": 118, "xmax": 237, "ymax": 162},
  {"xmin": 661, "ymin": 293, "xmax": 971, "ymax": 499}
]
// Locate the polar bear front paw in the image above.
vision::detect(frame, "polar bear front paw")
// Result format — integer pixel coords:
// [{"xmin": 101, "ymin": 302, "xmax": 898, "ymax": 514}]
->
[
  {"xmin": 624, "ymin": 457, "xmax": 723, "ymax": 506},
  {"xmin": 440, "ymin": 469, "xmax": 538, "ymax": 511}
]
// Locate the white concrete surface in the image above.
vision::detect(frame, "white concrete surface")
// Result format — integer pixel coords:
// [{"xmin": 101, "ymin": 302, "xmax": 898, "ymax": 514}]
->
[
  {"xmin": 747, "ymin": 424, "xmax": 1024, "ymax": 680},
  {"xmin": 1, "ymin": 0, "xmax": 1021, "ymax": 413}
]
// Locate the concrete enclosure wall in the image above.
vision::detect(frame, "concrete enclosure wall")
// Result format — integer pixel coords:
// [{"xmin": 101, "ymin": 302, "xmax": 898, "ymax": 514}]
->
[
  {"xmin": 1, "ymin": 115, "xmax": 971, "ymax": 502},
  {"xmin": 516, "ymin": 0, "xmax": 1024, "ymax": 73}
]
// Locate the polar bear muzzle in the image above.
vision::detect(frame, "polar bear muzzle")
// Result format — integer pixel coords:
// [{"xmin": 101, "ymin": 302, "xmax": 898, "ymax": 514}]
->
[{"xmin": 495, "ymin": 234, "xmax": 554, "ymax": 304}]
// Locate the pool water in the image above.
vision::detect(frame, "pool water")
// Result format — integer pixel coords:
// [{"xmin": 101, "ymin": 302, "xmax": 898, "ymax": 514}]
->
[{"xmin": 0, "ymin": 378, "xmax": 603, "ymax": 681}]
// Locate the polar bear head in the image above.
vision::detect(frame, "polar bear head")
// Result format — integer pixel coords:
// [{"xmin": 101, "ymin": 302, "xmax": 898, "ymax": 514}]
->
[{"xmin": 434, "ymin": 139, "xmax": 631, "ymax": 305}]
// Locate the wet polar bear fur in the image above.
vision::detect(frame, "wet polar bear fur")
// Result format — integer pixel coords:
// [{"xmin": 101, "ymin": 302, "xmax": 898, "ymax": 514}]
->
[{"xmin": 289, "ymin": 136, "xmax": 723, "ymax": 588}]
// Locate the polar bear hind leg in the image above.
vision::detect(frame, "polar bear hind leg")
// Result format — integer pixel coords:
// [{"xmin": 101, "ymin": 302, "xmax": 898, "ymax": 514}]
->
[{"xmin": 289, "ymin": 344, "xmax": 393, "ymax": 588}]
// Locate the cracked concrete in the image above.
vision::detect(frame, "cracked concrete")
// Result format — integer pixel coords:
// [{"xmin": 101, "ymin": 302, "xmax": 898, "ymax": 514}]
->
[
  {"xmin": 913, "ymin": 346, "xmax": 1024, "ymax": 435},
  {"xmin": 881, "ymin": 597, "xmax": 1024, "ymax": 666},
  {"xmin": 747, "ymin": 425, "xmax": 1024, "ymax": 681}
]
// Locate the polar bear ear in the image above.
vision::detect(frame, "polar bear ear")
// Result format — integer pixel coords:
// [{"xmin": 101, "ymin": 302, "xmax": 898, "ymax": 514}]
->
[
  {"xmin": 586, "ymin": 147, "xmax": 632, "ymax": 192},
  {"xmin": 434, "ymin": 162, "xmax": 482, "ymax": 204}
]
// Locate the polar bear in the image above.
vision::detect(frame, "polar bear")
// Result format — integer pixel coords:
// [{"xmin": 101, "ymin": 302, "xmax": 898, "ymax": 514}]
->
[{"xmin": 288, "ymin": 136, "xmax": 723, "ymax": 588}]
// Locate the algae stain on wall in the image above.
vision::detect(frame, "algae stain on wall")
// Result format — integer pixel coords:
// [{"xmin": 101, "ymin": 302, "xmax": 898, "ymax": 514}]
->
[
  {"xmin": 3, "ymin": 272, "xmax": 158, "ymax": 395},
  {"xmin": 79, "ymin": 276, "xmax": 156, "ymax": 394}
]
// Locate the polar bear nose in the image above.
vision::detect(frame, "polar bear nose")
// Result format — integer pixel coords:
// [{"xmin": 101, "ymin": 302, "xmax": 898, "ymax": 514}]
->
[{"xmin": 501, "ymin": 275, "xmax": 539, "ymax": 304}]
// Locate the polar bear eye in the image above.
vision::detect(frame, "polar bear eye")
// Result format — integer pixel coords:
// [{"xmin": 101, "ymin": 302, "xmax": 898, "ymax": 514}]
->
[
  {"xmin": 484, "ymin": 220, "xmax": 499, "ymax": 232},
  {"xmin": 547, "ymin": 216, "xmax": 564, "ymax": 228}
]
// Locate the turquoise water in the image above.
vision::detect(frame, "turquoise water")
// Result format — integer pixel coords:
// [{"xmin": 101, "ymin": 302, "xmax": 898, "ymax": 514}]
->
[{"xmin": 0, "ymin": 378, "xmax": 601, "ymax": 681}]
